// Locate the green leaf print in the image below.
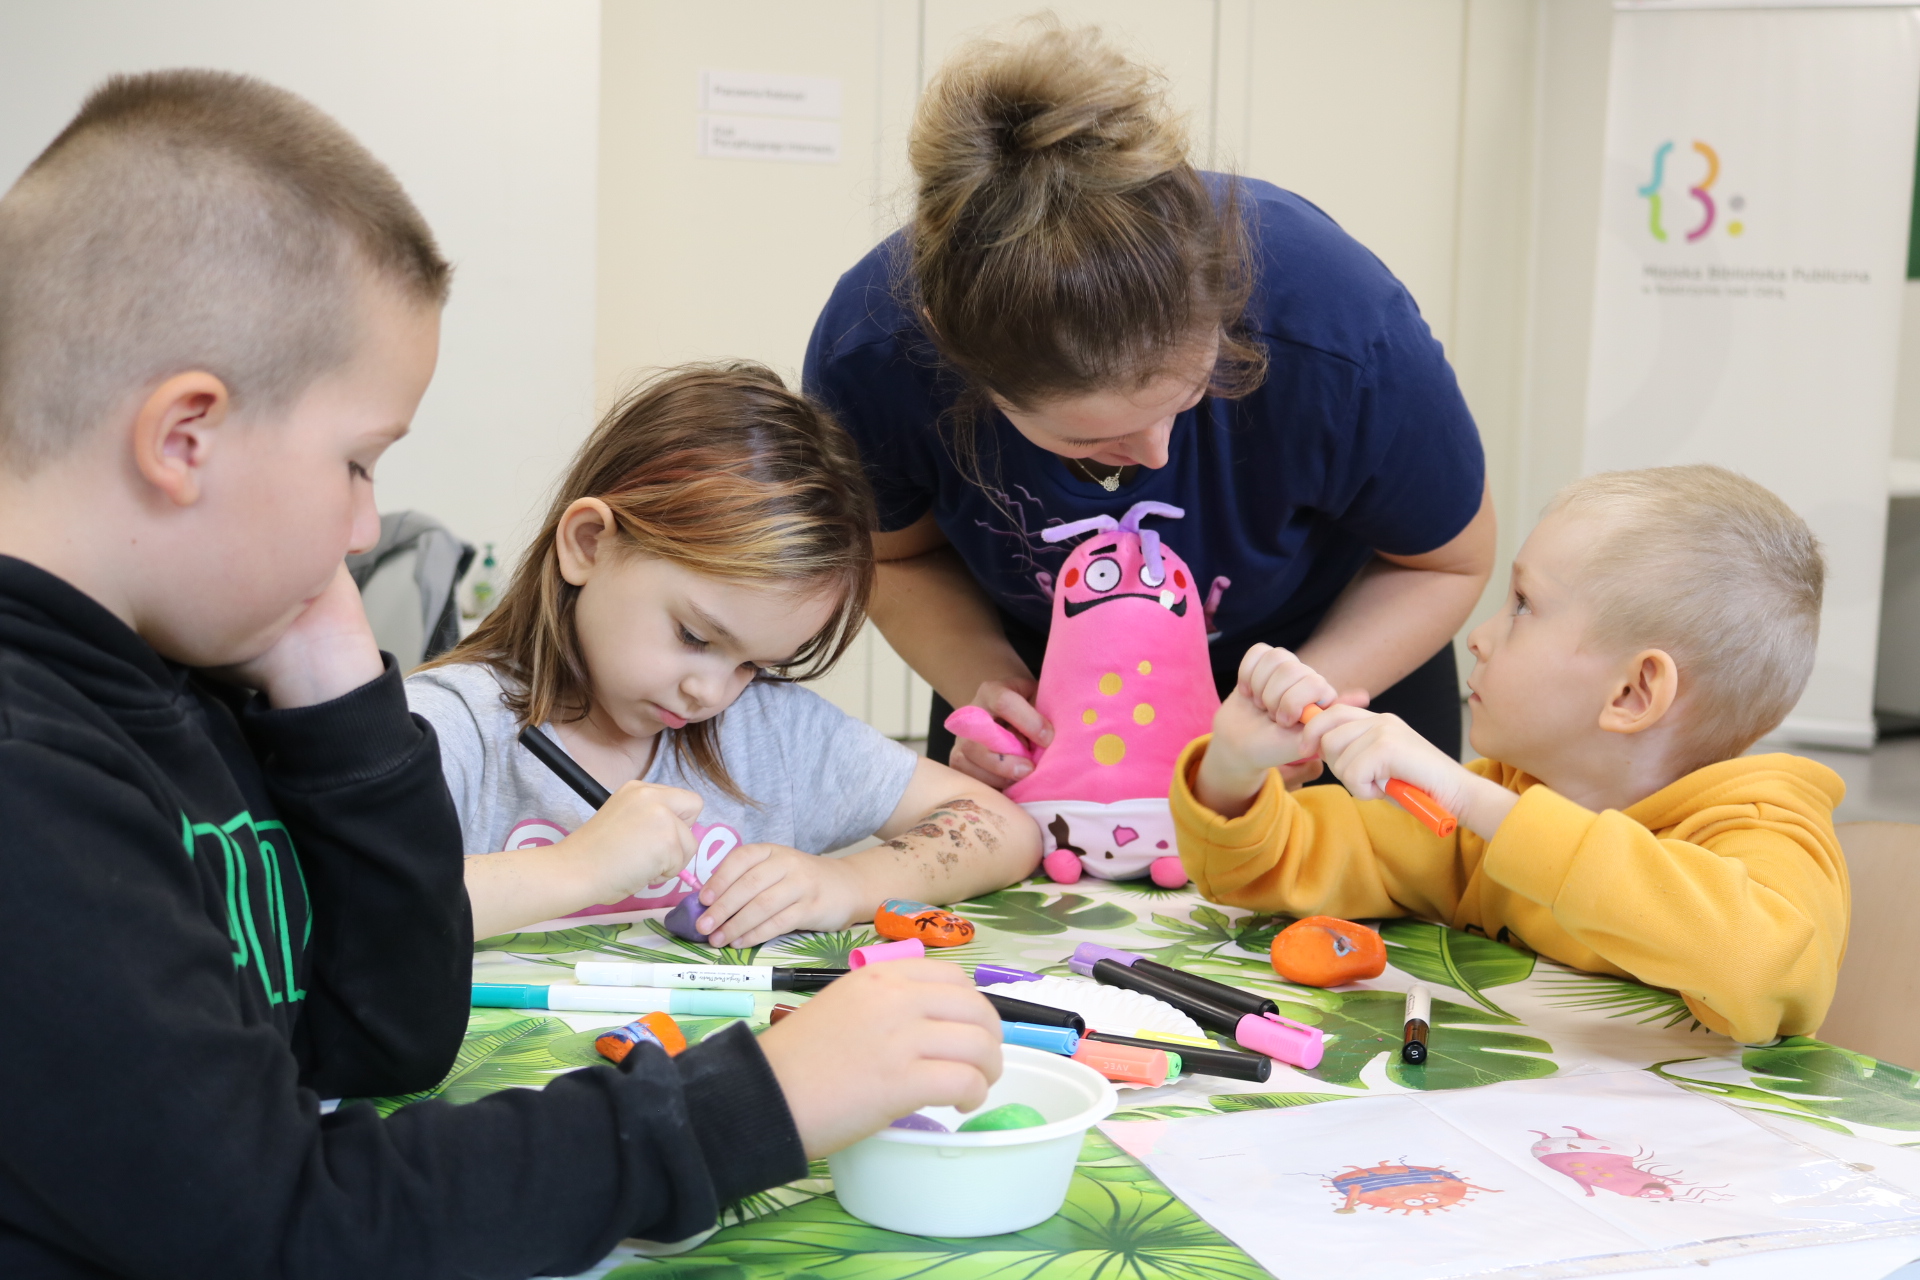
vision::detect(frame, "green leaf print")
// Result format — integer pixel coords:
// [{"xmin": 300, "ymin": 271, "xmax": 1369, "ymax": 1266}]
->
[
  {"xmin": 1535, "ymin": 967, "xmax": 1701, "ymax": 1031},
  {"xmin": 361, "ymin": 1010, "xmax": 582, "ymax": 1115},
  {"xmin": 474, "ymin": 924, "xmax": 626, "ymax": 954},
  {"xmin": 1377, "ymin": 920, "xmax": 1534, "ymax": 1018},
  {"xmin": 1273, "ymin": 988, "xmax": 1554, "ymax": 1091},
  {"xmin": 954, "ymin": 889, "xmax": 1136, "ymax": 936},
  {"xmin": 1742, "ymin": 1038, "xmax": 1920, "ymax": 1130},
  {"xmin": 760, "ymin": 927, "xmax": 882, "ymax": 968},
  {"xmin": 1210, "ymin": 1091, "xmax": 1355, "ymax": 1113},
  {"xmin": 606, "ymin": 1130, "xmax": 1266, "ymax": 1280},
  {"xmin": 1645, "ymin": 1057, "xmax": 1852, "ymax": 1133}
]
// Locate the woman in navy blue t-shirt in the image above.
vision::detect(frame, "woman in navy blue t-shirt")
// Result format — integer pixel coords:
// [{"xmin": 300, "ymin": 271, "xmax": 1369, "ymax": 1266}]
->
[{"xmin": 803, "ymin": 22, "xmax": 1493, "ymax": 790}]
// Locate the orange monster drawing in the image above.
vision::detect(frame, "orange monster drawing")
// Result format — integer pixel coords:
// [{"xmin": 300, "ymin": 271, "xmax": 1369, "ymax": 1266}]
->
[{"xmin": 1326, "ymin": 1161, "xmax": 1502, "ymax": 1216}]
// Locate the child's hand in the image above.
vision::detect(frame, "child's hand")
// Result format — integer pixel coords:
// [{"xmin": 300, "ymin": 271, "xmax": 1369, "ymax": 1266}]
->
[
  {"xmin": 216, "ymin": 563, "xmax": 384, "ymax": 708},
  {"xmin": 757, "ymin": 959, "xmax": 1002, "ymax": 1157},
  {"xmin": 696, "ymin": 844, "xmax": 864, "ymax": 948},
  {"xmin": 1301, "ymin": 705, "xmax": 1515, "ymax": 839},
  {"xmin": 559, "ymin": 781, "xmax": 702, "ymax": 905},
  {"xmin": 1194, "ymin": 645, "xmax": 1340, "ymax": 817}
]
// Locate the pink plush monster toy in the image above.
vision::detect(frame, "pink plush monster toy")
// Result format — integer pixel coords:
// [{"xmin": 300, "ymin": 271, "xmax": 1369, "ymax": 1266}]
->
[{"xmin": 946, "ymin": 502, "xmax": 1219, "ymax": 887}]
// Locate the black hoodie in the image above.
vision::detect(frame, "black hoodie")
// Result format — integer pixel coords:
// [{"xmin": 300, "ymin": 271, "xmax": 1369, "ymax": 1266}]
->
[{"xmin": 0, "ymin": 557, "xmax": 805, "ymax": 1278}]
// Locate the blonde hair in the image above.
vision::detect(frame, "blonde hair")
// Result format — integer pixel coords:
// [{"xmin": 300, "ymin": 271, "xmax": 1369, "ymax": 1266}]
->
[
  {"xmin": 1546, "ymin": 465, "xmax": 1823, "ymax": 770},
  {"xmin": 906, "ymin": 18, "xmax": 1264, "ymax": 418},
  {"xmin": 0, "ymin": 70, "xmax": 449, "ymax": 472},
  {"xmin": 427, "ymin": 363, "xmax": 875, "ymax": 802}
]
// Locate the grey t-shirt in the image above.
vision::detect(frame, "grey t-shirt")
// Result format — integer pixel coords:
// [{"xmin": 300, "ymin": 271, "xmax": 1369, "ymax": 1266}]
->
[{"xmin": 406, "ymin": 662, "xmax": 919, "ymax": 874}]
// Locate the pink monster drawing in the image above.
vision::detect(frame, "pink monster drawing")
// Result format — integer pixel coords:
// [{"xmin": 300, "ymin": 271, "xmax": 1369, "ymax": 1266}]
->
[
  {"xmin": 946, "ymin": 502, "xmax": 1219, "ymax": 887},
  {"xmin": 1530, "ymin": 1127, "xmax": 1730, "ymax": 1203}
]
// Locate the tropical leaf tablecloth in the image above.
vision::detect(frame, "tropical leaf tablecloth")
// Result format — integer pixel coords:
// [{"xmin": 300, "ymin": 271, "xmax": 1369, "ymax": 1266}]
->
[{"xmin": 378, "ymin": 876, "xmax": 1920, "ymax": 1279}]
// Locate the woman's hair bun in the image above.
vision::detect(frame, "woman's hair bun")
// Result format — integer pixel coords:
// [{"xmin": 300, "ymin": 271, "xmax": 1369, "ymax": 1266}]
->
[{"xmin": 911, "ymin": 18, "xmax": 1189, "ymax": 242}]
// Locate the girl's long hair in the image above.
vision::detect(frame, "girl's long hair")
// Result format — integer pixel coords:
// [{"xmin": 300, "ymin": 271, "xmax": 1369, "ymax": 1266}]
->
[{"xmin": 424, "ymin": 362, "xmax": 876, "ymax": 802}]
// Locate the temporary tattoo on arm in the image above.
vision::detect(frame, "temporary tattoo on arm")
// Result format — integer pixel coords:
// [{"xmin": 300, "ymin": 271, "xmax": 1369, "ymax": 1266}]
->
[{"xmin": 883, "ymin": 799, "xmax": 1007, "ymax": 875}]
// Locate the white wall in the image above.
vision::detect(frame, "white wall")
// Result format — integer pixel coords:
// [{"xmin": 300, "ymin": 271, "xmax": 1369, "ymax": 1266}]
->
[{"xmin": 0, "ymin": 0, "xmax": 602, "ymax": 571}]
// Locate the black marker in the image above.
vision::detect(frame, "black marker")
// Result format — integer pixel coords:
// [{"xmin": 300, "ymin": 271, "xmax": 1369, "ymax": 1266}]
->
[
  {"xmin": 1084, "ymin": 1031, "xmax": 1272, "ymax": 1083},
  {"xmin": 980, "ymin": 991, "xmax": 1086, "ymax": 1033},
  {"xmin": 1088, "ymin": 958, "xmax": 1245, "ymax": 1037},
  {"xmin": 518, "ymin": 725, "xmax": 612, "ymax": 808},
  {"xmin": 1401, "ymin": 984, "xmax": 1431, "ymax": 1064}
]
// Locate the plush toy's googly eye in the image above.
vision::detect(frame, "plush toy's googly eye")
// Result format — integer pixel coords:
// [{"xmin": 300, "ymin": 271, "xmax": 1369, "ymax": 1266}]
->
[
  {"xmin": 1138, "ymin": 561, "xmax": 1164, "ymax": 588},
  {"xmin": 1085, "ymin": 558, "xmax": 1121, "ymax": 591}
]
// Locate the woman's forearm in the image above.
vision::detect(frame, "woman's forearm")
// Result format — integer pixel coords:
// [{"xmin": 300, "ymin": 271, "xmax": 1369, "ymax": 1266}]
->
[
  {"xmin": 1295, "ymin": 557, "xmax": 1483, "ymax": 697},
  {"xmin": 871, "ymin": 547, "xmax": 1034, "ymax": 709}
]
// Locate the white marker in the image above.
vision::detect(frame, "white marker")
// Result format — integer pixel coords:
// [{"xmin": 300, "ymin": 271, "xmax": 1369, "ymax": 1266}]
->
[
  {"xmin": 1402, "ymin": 984, "xmax": 1432, "ymax": 1065},
  {"xmin": 574, "ymin": 961, "xmax": 842, "ymax": 992}
]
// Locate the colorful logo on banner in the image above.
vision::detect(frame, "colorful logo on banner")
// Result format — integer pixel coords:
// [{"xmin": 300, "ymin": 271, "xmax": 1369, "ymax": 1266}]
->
[{"xmin": 1638, "ymin": 140, "xmax": 1745, "ymax": 243}]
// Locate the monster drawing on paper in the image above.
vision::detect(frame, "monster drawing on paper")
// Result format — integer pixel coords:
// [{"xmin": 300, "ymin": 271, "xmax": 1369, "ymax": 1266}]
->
[
  {"xmin": 1325, "ymin": 1161, "xmax": 1501, "ymax": 1216},
  {"xmin": 1530, "ymin": 1127, "xmax": 1731, "ymax": 1203}
]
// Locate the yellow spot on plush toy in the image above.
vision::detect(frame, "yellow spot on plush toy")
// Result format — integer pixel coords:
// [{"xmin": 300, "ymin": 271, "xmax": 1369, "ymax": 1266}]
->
[
  {"xmin": 1082, "ymin": 709, "xmax": 1097, "ymax": 724},
  {"xmin": 1093, "ymin": 734, "xmax": 1127, "ymax": 766},
  {"xmin": 1137, "ymin": 660, "xmax": 1153, "ymax": 675},
  {"xmin": 1133, "ymin": 704, "xmax": 1155, "ymax": 725},
  {"xmin": 1099, "ymin": 672, "xmax": 1123, "ymax": 696}
]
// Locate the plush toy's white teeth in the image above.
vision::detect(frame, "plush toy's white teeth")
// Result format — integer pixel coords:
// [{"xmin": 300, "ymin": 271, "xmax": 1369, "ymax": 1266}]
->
[{"xmin": 1159, "ymin": 590, "xmax": 1176, "ymax": 610}]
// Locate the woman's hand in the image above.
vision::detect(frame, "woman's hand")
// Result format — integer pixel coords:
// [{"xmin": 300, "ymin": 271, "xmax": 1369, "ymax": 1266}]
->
[
  {"xmin": 696, "ymin": 844, "xmax": 866, "ymax": 948},
  {"xmin": 947, "ymin": 678, "xmax": 1053, "ymax": 789}
]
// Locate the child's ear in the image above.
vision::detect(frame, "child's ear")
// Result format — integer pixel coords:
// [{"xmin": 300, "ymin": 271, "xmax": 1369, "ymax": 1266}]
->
[
  {"xmin": 555, "ymin": 497, "xmax": 619, "ymax": 586},
  {"xmin": 131, "ymin": 372, "xmax": 230, "ymax": 507},
  {"xmin": 1598, "ymin": 649, "xmax": 1679, "ymax": 735}
]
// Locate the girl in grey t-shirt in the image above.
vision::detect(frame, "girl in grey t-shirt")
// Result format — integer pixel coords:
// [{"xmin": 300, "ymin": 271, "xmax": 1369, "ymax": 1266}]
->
[{"xmin": 409, "ymin": 365, "xmax": 1040, "ymax": 944}]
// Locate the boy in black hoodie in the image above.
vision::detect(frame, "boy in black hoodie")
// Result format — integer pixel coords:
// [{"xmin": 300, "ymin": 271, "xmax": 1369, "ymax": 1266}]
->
[{"xmin": 0, "ymin": 71, "xmax": 1002, "ymax": 1279}]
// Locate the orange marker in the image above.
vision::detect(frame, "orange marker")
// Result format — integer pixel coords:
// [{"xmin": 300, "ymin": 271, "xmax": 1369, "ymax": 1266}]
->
[
  {"xmin": 1071, "ymin": 1041, "xmax": 1180, "ymax": 1086},
  {"xmin": 1296, "ymin": 704, "xmax": 1458, "ymax": 838},
  {"xmin": 594, "ymin": 1011, "xmax": 687, "ymax": 1064}
]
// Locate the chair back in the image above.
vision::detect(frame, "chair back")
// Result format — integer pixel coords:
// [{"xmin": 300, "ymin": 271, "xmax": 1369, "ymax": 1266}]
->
[{"xmin": 1821, "ymin": 821, "xmax": 1920, "ymax": 1068}]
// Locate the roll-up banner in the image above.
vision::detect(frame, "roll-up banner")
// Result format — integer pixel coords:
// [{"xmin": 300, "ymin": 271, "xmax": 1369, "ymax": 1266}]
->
[{"xmin": 1586, "ymin": 0, "xmax": 1920, "ymax": 747}]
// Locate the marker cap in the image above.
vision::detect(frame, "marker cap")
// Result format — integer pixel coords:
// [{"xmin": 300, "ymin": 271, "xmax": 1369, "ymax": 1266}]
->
[
  {"xmin": 472, "ymin": 983, "xmax": 545, "ymax": 1008},
  {"xmin": 973, "ymin": 964, "xmax": 1043, "ymax": 985},
  {"xmin": 1068, "ymin": 942, "xmax": 1143, "ymax": 977},
  {"xmin": 1001, "ymin": 1021, "xmax": 1081, "ymax": 1055},
  {"xmin": 1235, "ymin": 1012, "xmax": 1325, "ymax": 1070},
  {"xmin": 849, "ymin": 938, "xmax": 925, "ymax": 968}
]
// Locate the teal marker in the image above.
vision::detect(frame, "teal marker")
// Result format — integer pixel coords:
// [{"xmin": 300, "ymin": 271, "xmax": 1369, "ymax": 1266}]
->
[{"xmin": 472, "ymin": 983, "xmax": 752, "ymax": 1017}]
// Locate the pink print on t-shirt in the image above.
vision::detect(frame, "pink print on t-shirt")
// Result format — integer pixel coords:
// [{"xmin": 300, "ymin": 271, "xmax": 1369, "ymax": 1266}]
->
[{"xmin": 493, "ymin": 817, "xmax": 743, "ymax": 916}]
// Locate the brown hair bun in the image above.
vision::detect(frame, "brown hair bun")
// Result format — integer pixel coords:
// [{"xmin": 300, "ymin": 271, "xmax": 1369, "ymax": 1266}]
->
[{"xmin": 907, "ymin": 18, "xmax": 1263, "ymax": 414}]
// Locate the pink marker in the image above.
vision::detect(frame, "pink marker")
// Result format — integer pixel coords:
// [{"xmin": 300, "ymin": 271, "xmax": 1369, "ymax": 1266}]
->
[
  {"xmin": 1234, "ymin": 1012, "xmax": 1325, "ymax": 1070},
  {"xmin": 849, "ymin": 938, "xmax": 925, "ymax": 968}
]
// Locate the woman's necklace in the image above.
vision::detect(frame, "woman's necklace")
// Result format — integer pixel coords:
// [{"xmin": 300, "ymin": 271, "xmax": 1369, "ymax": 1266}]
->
[{"xmin": 1069, "ymin": 457, "xmax": 1138, "ymax": 492}]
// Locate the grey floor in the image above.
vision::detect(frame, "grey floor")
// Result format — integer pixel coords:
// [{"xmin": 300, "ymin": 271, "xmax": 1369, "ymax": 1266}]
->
[{"xmin": 1774, "ymin": 736, "xmax": 1920, "ymax": 824}]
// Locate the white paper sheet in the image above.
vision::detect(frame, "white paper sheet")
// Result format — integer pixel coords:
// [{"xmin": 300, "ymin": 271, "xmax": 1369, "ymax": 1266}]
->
[{"xmin": 1101, "ymin": 1071, "xmax": 1920, "ymax": 1279}]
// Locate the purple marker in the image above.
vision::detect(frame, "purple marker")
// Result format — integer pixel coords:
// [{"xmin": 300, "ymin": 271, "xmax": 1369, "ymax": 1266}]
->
[
  {"xmin": 973, "ymin": 965, "xmax": 1043, "ymax": 986},
  {"xmin": 1069, "ymin": 943, "xmax": 1277, "ymax": 1018}
]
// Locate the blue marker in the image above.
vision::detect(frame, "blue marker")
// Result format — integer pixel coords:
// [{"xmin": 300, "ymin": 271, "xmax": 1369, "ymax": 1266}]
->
[
  {"xmin": 472, "ymin": 983, "xmax": 752, "ymax": 1017},
  {"xmin": 1001, "ymin": 1020, "xmax": 1080, "ymax": 1055}
]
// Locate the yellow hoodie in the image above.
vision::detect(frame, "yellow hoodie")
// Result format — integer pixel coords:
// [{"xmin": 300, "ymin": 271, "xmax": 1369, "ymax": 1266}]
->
[{"xmin": 1171, "ymin": 738, "xmax": 1849, "ymax": 1045}]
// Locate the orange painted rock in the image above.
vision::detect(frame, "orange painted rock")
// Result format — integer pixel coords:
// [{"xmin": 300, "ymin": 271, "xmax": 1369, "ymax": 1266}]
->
[
  {"xmin": 874, "ymin": 898, "xmax": 976, "ymax": 948},
  {"xmin": 1270, "ymin": 916, "xmax": 1386, "ymax": 987}
]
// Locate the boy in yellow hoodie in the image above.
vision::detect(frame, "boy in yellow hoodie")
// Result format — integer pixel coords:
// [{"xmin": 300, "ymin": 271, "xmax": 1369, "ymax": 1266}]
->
[{"xmin": 1174, "ymin": 465, "xmax": 1845, "ymax": 1045}]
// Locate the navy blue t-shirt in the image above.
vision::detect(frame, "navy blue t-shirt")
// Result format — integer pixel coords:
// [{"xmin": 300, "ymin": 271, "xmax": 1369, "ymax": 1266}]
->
[{"xmin": 802, "ymin": 177, "xmax": 1485, "ymax": 657}]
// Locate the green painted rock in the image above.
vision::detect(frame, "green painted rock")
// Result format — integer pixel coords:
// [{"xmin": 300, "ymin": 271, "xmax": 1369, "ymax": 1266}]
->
[{"xmin": 957, "ymin": 1102, "xmax": 1047, "ymax": 1132}]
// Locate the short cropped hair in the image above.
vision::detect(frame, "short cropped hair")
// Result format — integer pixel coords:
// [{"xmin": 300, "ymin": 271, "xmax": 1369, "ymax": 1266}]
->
[
  {"xmin": 0, "ymin": 70, "xmax": 451, "ymax": 472},
  {"xmin": 1546, "ymin": 465, "xmax": 1824, "ymax": 770}
]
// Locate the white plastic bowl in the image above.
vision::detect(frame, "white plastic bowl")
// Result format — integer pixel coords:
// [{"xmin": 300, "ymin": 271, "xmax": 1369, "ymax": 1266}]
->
[{"xmin": 827, "ymin": 1045, "xmax": 1119, "ymax": 1237}]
